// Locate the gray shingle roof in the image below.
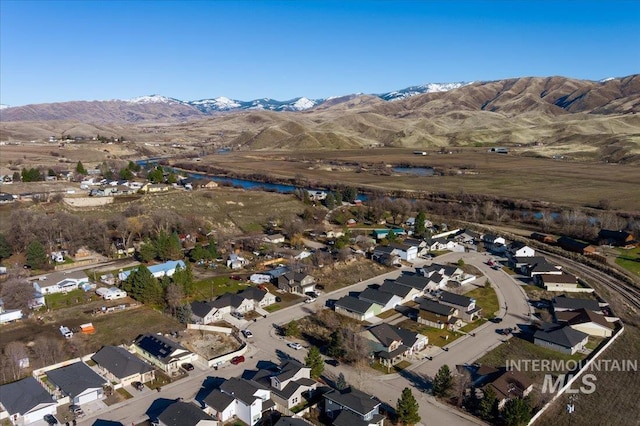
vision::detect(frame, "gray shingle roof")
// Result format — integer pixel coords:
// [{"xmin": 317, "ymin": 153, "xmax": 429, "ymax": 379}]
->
[
  {"xmin": 203, "ymin": 389, "xmax": 235, "ymax": 412},
  {"xmin": 358, "ymin": 288, "xmax": 395, "ymax": 305},
  {"xmin": 534, "ymin": 325, "xmax": 589, "ymax": 348},
  {"xmin": 0, "ymin": 377, "xmax": 54, "ymax": 415},
  {"xmin": 157, "ymin": 401, "xmax": 214, "ymax": 426},
  {"xmin": 91, "ymin": 346, "xmax": 153, "ymax": 379},
  {"xmin": 439, "ymin": 291, "xmax": 472, "ymax": 308},
  {"xmin": 324, "ymin": 387, "xmax": 380, "ymax": 417},
  {"xmin": 379, "ymin": 281, "xmax": 413, "ymax": 298},
  {"xmin": 552, "ymin": 296, "xmax": 600, "ymax": 312},
  {"xmin": 335, "ymin": 296, "xmax": 376, "ymax": 314},
  {"xmin": 211, "ymin": 293, "xmax": 246, "ymax": 309},
  {"xmin": 237, "ymin": 287, "xmax": 268, "ymax": 302},
  {"xmin": 332, "ymin": 409, "xmax": 369, "ymax": 426},
  {"xmin": 367, "ymin": 323, "xmax": 402, "ymax": 347},
  {"xmin": 419, "ymin": 299, "xmax": 455, "ymax": 316},
  {"xmin": 274, "ymin": 417, "xmax": 310, "ymax": 426},
  {"xmin": 394, "ymin": 273, "xmax": 428, "ymax": 290},
  {"xmin": 190, "ymin": 301, "xmax": 216, "ymax": 317},
  {"xmin": 220, "ymin": 377, "xmax": 268, "ymax": 406},
  {"xmin": 46, "ymin": 362, "xmax": 106, "ymax": 398}
]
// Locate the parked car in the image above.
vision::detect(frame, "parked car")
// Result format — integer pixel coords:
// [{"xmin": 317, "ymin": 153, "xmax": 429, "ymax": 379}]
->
[
  {"xmin": 304, "ymin": 297, "xmax": 316, "ymax": 303},
  {"xmin": 44, "ymin": 414, "xmax": 58, "ymax": 425},
  {"xmin": 305, "ymin": 291, "xmax": 320, "ymax": 299},
  {"xmin": 132, "ymin": 381, "xmax": 144, "ymax": 391},
  {"xmin": 325, "ymin": 359, "xmax": 340, "ymax": 367},
  {"xmin": 230, "ymin": 275, "xmax": 242, "ymax": 280},
  {"xmin": 242, "ymin": 329, "xmax": 253, "ymax": 338},
  {"xmin": 287, "ymin": 342, "xmax": 303, "ymax": 350},
  {"xmin": 181, "ymin": 362, "xmax": 195, "ymax": 371},
  {"xmin": 231, "ymin": 311, "xmax": 245, "ymax": 319},
  {"xmin": 69, "ymin": 405, "xmax": 85, "ymax": 418},
  {"xmin": 231, "ymin": 355, "xmax": 245, "ymax": 365}
]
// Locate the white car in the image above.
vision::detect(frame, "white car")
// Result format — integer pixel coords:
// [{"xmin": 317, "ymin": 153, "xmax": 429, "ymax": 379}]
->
[
  {"xmin": 287, "ymin": 342, "xmax": 303, "ymax": 350},
  {"xmin": 242, "ymin": 329, "xmax": 253, "ymax": 338},
  {"xmin": 304, "ymin": 297, "xmax": 316, "ymax": 304}
]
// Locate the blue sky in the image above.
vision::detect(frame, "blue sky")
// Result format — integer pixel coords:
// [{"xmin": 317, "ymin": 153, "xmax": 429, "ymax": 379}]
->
[{"xmin": 1, "ymin": 0, "xmax": 638, "ymax": 106}]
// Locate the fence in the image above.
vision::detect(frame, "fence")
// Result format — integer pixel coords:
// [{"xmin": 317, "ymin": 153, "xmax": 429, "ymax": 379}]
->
[{"xmin": 187, "ymin": 323, "xmax": 233, "ymax": 334}]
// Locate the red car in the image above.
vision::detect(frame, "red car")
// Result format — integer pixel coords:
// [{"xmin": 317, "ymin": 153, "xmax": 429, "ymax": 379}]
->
[{"xmin": 231, "ymin": 355, "xmax": 245, "ymax": 365}]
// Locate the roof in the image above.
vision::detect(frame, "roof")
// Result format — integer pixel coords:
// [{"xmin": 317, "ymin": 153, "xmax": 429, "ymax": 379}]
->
[
  {"xmin": 203, "ymin": 389, "xmax": 235, "ymax": 412},
  {"xmin": 274, "ymin": 417, "xmax": 310, "ymax": 426},
  {"xmin": 373, "ymin": 245, "xmax": 396, "ymax": 255},
  {"xmin": 395, "ymin": 273, "xmax": 429, "ymax": 290},
  {"xmin": 534, "ymin": 325, "xmax": 589, "ymax": 348},
  {"xmin": 0, "ymin": 377, "xmax": 54, "ymax": 415},
  {"xmin": 556, "ymin": 308, "xmax": 614, "ymax": 329},
  {"xmin": 120, "ymin": 259, "xmax": 186, "ymax": 280},
  {"xmin": 557, "ymin": 236, "xmax": 593, "ymax": 253},
  {"xmin": 335, "ymin": 296, "xmax": 377, "ymax": 315},
  {"xmin": 439, "ymin": 291, "xmax": 472, "ymax": 307},
  {"xmin": 598, "ymin": 229, "xmax": 633, "ymax": 243},
  {"xmin": 46, "ymin": 362, "xmax": 106, "ymax": 398},
  {"xmin": 190, "ymin": 301, "xmax": 216, "ymax": 317},
  {"xmin": 157, "ymin": 401, "xmax": 214, "ymax": 426},
  {"xmin": 237, "ymin": 286, "xmax": 269, "ymax": 302},
  {"xmin": 91, "ymin": 346, "xmax": 154, "ymax": 379},
  {"xmin": 366, "ymin": 323, "xmax": 403, "ymax": 347},
  {"xmin": 211, "ymin": 292, "xmax": 247, "ymax": 309},
  {"xmin": 324, "ymin": 387, "xmax": 380, "ymax": 416},
  {"xmin": 539, "ymin": 272, "xmax": 577, "ymax": 284},
  {"xmin": 379, "ymin": 281, "xmax": 414, "ymax": 298},
  {"xmin": 393, "ymin": 326, "xmax": 421, "ymax": 347},
  {"xmin": 267, "ymin": 266, "xmax": 290, "ymax": 277},
  {"xmin": 134, "ymin": 334, "xmax": 189, "ymax": 364},
  {"xmin": 553, "ymin": 296, "xmax": 601, "ymax": 312},
  {"xmin": 488, "ymin": 370, "xmax": 533, "ymax": 401},
  {"xmin": 274, "ymin": 360, "xmax": 309, "ymax": 383},
  {"xmin": 220, "ymin": 377, "xmax": 269, "ymax": 406},
  {"xmin": 358, "ymin": 288, "xmax": 396, "ymax": 305},
  {"xmin": 332, "ymin": 409, "xmax": 370, "ymax": 426},
  {"xmin": 419, "ymin": 299, "xmax": 455, "ymax": 316}
]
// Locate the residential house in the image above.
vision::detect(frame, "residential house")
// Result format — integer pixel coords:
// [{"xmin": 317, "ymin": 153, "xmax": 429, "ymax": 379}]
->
[
  {"xmin": 250, "ymin": 273, "xmax": 273, "ymax": 284},
  {"xmin": 0, "ymin": 377, "xmax": 56, "ymax": 425},
  {"xmin": 156, "ymin": 400, "xmax": 216, "ymax": 426},
  {"xmin": 190, "ymin": 301, "xmax": 220, "ymax": 324},
  {"xmin": 530, "ymin": 232, "xmax": 557, "ymax": 244},
  {"xmin": 486, "ymin": 370, "xmax": 534, "ymax": 410},
  {"xmin": 371, "ymin": 246, "xmax": 400, "ymax": 266},
  {"xmin": 95, "ymin": 286, "xmax": 127, "ymax": 300},
  {"xmin": 32, "ymin": 271, "xmax": 89, "ymax": 295},
  {"xmin": 46, "ymin": 362, "xmax": 107, "ymax": 405},
  {"xmin": 557, "ymin": 236, "xmax": 597, "ymax": 255},
  {"xmin": 394, "ymin": 326, "xmax": 428, "ymax": 356},
  {"xmin": 417, "ymin": 299, "xmax": 459, "ymax": 329},
  {"xmin": 202, "ymin": 389, "xmax": 236, "ymax": 424},
  {"xmin": 533, "ymin": 323, "xmax": 589, "ymax": 355},
  {"xmin": 274, "ymin": 418, "xmax": 311, "ymax": 426},
  {"xmin": 237, "ymin": 287, "xmax": 277, "ymax": 308},
  {"xmin": 323, "ymin": 387, "xmax": 384, "ymax": 426},
  {"xmin": 403, "ymin": 238, "xmax": 428, "ymax": 256},
  {"xmin": 552, "ymin": 295, "xmax": 601, "ymax": 313},
  {"xmin": 277, "ymin": 272, "xmax": 316, "ymax": 294},
  {"xmin": 388, "ymin": 242, "xmax": 418, "ymax": 261},
  {"xmin": 213, "ymin": 377, "xmax": 274, "ymax": 426},
  {"xmin": 247, "ymin": 360, "xmax": 318, "ymax": 411},
  {"xmin": 425, "ymin": 238, "xmax": 456, "ymax": 252},
  {"xmin": 358, "ymin": 288, "xmax": 402, "ymax": 312},
  {"xmin": 361, "ymin": 323, "xmax": 427, "ymax": 366},
  {"xmin": 372, "ymin": 228, "xmax": 405, "ymax": 240},
  {"xmin": 555, "ymin": 308, "xmax": 615, "ymax": 338},
  {"xmin": 263, "ymin": 234, "xmax": 286, "ymax": 244},
  {"xmin": 211, "ymin": 292, "xmax": 254, "ymax": 316},
  {"xmin": 227, "ymin": 253, "xmax": 248, "ymax": 270},
  {"xmin": 118, "ymin": 260, "xmax": 186, "ymax": 281},
  {"xmin": 506, "ymin": 241, "xmax": 535, "ymax": 259},
  {"xmin": 393, "ymin": 273, "xmax": 429, "ymax": 295},
  {"xmin": 535, "ymin": 273, "xmax": 579, "ymax": 291},
  {"xmin": 482, "ymin": 234, "xmax": 506, "ymax": 252},
  {"xmin": 597, "ymin": 229, "xmax": 636, "ymax": 248},
  {"xmin": 133, "ymin": 334, "xmax": 194, "ymax": 374},
  {"xmin": 140, "ymin": 183, "xmax": 169, "ymax": 193},
  {"xmin": 378, "ymin": 280, "xmax": 421, "ymax": 304},
  {"xmin": 0, "ymin": 299, "xmax": 23, "ymax": 324},
  {"xmin": 307, "ymin": 190, "xmax": 327, "ymax": 201},
  {"xmin": 91, "ymin": 345, "xmax": 155, "ymax": 386},
  {"xmin": 334, "ymin": 296, "xmax": 382, "ymax": 321},
  {"xmin": 514, "ymin": 257, "xmax": 562, "ymax": 277},
  {"xmin": 438, "ymin": 291, "xmax": 482, "ymax": 322}
]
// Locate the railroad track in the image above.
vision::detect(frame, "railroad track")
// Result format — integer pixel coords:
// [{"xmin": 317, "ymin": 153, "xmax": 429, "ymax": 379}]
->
[{"xmin": 541, "ymin": 249, "xmax": 640, "ymax": 311}]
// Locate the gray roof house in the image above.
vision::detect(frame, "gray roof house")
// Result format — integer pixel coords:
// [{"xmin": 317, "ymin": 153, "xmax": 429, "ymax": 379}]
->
[
  {"xmin": 334, "ymin": 296, "xmax": 382, "ymax": 322},
  {"xmin": 324, "ymin": 387, "xmax": 384, "ymax": 426},
  {"xmin": 361, "ymin": 323, "xmax": 428, "ymax": 367},
  {"xmin": 247, "ymin": 360, "xmax": 318, "ymax": 410},
  {"xmin": 0, "ymin": 377, "xmax": 56, "ymax": 425},
  {"xmin": 133, "ymin": 334, "xmax": 193, "ymax": 374},
  {"xmin": 217, "ymin": 377, "xmax": 275, "ymax": 426},
  {"xmin": 157, "ymin": 400, "xmax": 215, "ymax": 426},
  {"xmin": 533, "ymin": 324, "xmax": 589, "ymax": 355},
  {"xmin": 358, "ymin": 288, "xmax": 402, "ymax": 312},
  {"xmin": 417, "ymin": 299, "xmax": 459, "ymax": 329},
  {"xmin": 379, "ymin": 280, "xmax": 420, "ymax": 303},
  {"xmin": 46, "ymin": 362, "xmax": 107, "ymax": 405},
  {"xmin": 277, "ymin": 272, "xmax": 316, "ymax": 294},
  {"xmin": 439, "ymin": 291, "xmax": 482, "ymax": 322},
  {"xmin": 552, "ymin": 296, "xmax": 601, "ymax": 313},
  {"xmin": 91, "ymin": 345, "xmax": 155, "ymax": 385}
]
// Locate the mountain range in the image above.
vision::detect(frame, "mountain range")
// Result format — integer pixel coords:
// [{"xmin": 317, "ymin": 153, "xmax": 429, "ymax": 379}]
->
[{"xmin": 1, "ymin": 75, "xmax": 639, "ymax": 163}]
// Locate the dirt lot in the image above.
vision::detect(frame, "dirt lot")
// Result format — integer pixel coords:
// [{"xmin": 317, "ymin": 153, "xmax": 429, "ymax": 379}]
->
[{"xmin": 179, "ymin": 329, "xmax": 240, "ymax": 360}]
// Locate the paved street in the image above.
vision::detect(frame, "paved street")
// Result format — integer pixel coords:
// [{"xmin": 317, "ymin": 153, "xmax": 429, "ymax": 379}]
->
[{"xmin": 79, "ymin": 251, "xmax": 532, "ymax": 426}]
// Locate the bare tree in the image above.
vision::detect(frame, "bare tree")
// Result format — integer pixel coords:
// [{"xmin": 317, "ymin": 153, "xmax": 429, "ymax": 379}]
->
[
  {"xmin": 165, "ymin": 283, "xmax": 184, "ymax": 315},
  {"xmin": 4, "ymin": 341, "xmax": 28, "ymax": 381},
  {"xmin": 454, "ymin": 368, "xmax": 472, "ymax": 407},
  {"xmin": 282, "ymin": 217, "xmax": 304, "ymax": 239},
  {"xmin": 0, "ymin": 277, "xmax": 33, "ymax": 311}
]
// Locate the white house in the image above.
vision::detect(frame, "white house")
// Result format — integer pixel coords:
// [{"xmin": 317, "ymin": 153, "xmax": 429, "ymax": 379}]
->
[
  {"xmin": 32, "ymin": 271, "xmax": 90, "ymax": 295},
  {"xmin": 95, "ymin": 287, "xmax": 127, "ymax": 300},
  {"xmin": 389, "ymin": 242, "xmax": 418, "ymax": 261},
  {"xmin": 556, "ymin": 308, "xmax": 615, "ymax": 338},
  {"xmin": 118, "ymin": 260, "xmax": 186, "ymax": 281},
  {"xmin": 227, "ymin": 253, "xmax": 247, "ymax": 270},
  {"xmin": 533, "ymin": 324, "xmax": 589, "ymax": 355},
  {"xmin": 507, "ymin": 242, "xmax": 535, "ymax": 258},
  {"xmin": 211, "ymin": 378, "xmax": 274, "ymax": 426},
  {"xmin": 0, "ymin": 377, "xmax": 57, "ymax": 425},
  {"xmin": 46, "ymin": 362, "xmax": 107, "ymax": 405},
  {"xmin": 133, "ymin": 334, "xmax": 194, "ymax": 374},
  {"xmin": 0, "ymin": 299, "xmax": 23, "ymax": 324}
]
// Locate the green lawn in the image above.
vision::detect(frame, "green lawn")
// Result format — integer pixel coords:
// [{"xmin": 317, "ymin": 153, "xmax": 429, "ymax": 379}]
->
[
  {"xmin": 191, "ymin": 276, "xmax": 251, "ymax": 300},
  {"xmin": 45, "ymin": 289, "xmax": 89, "ymax": 310},
  {"xmin": 615, "ymin": 247, "xmax": 640, "ymax": 277},
  {"xmin": 396, "ymin": 319, "xmax": 463, "ymax": 347},
  {"xmin": 459, "ymin": 318, "xmax": 488, "ymax": 333},
  {"xmin": 465, "ymin": 286, "xmax": 500, "ymax": 317},
  {"xmin": 371, "ymin": 360, "xmax": 412, "ymax": 374},
  {"xmin": 377, "ymin": 309, "xmax": 399, "ymax": 319}
]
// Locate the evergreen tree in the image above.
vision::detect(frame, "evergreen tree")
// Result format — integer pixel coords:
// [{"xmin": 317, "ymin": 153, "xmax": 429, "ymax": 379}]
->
[
  {"xmin": 12, "ymin": 171, "xmax": 20, "ymax": 182},
  {"xmin": 386, "ymin": 229, "xmax": 398, "ymax": 242},
  {"xmin": 415, "ymin": 210, "xmax": 426, "ymax": 236},
  {"xmin": 25, "ymin": 240, "xmax": 47, "ymax": 269},
  {"xmin": 126, "ymin": 265, "xmax": 162, "ymax": 304},
  {"xmin": 433, "ymin": 364, "xmax": 453, "ymax": 397},
  {"xmin": 327, "ymin": 330, "xmax": 345, "ymax": 359},
  {"xmin": 304, "ymin": 346, "xmax": 324, "ymax": 379},
  {"xmin": 324, "ymin": 193, "xmax": 336, "ymax": 209},
  {"xmin": 336, "ymin": 372, "xmax": 348, "ymax": 390},
  {"xmin": 147, "ymin": 166, "xmax": 164, "ymax": 183},
  {"xmin": 189, "ymin": 243, "xmax": 209, "ymax": 263},
  {"xmin": 76, "ymin": 161, "xmax": 87, "ymax": 175},
  {"xmin": 138, "ymin": 239, "xmax": 157, "ymax": 262},
  {"xmin": 341, "ymin": 186, "xmax": 357, "ymax": 203},
  {"xmin": 0, "ymin": 234, "xmax": 13, "ymax": 260},
  {"xmin": 172, "ymin": 263, "xmax": 194, "ymax": 296},
  {"xmin": 175, "ymin": 303, "xmax": 192, "ymax": 324},
  {"xmin": 119, "ymin": 168, "xmax": 134, "ymax": 180},
  {"xmin": 333, "ymin": 192, "xmax": 343, "ymax": 206},
  {"xmin": 285, "ymin": 320, "xmax": 300, "ymax": 337},
  {"xmin": 503, "ymin": 397, "xmax": 532, "ymax": 426},
  {"xmin": 128, "ymin": 160, "xmax": 141, "ymax": 172},
  {"xmin": 477, "ymin": 386, "xmax": 498, "ymax": 421},
  {"xmin": 396, "ymin": 387, "xmax": 421, "ymax": 425},
  {"xmin": 206, "ymin": 239, "xmax": 218, "ymax": 259}
]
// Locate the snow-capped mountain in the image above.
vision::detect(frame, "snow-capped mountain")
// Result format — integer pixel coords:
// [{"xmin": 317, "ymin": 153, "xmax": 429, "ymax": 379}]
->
[
  {"xmin": 0, "ymin": 104, "xmax": 9, "ymax": 110},
  {"xmin": 125, "ymin": 95, "xmax": 185, "ymax": 105},
  {"xmin": 378, "ymin": 82, "xmax": 469, "ymax": 101}
]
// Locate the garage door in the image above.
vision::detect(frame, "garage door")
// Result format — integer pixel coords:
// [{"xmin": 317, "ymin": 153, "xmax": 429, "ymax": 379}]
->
[
  {"xmin": 24, "ymin": 406, "xmax": 56, "ymax": 424},
  {"xmin": 77, "ymin": 390, "xmax": 98, "ymax": 405}
]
